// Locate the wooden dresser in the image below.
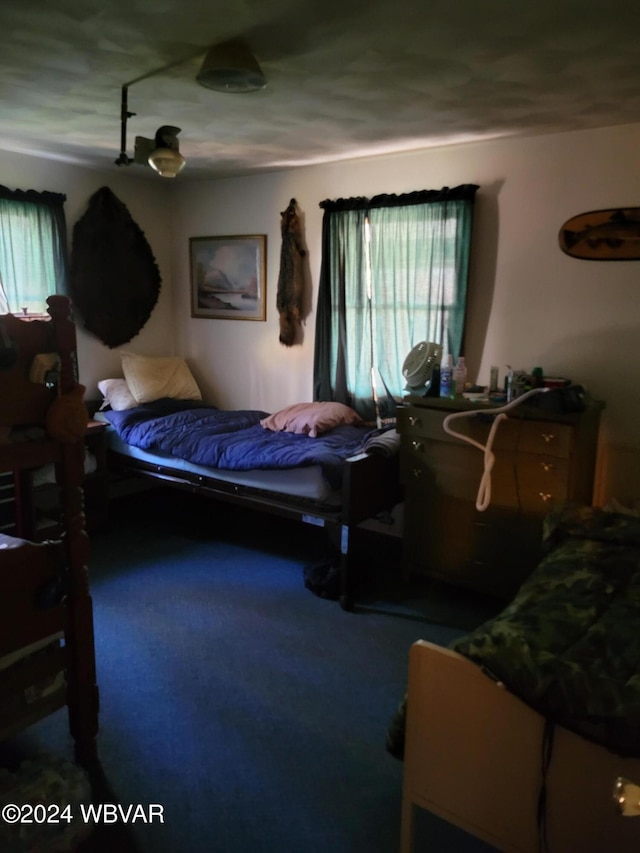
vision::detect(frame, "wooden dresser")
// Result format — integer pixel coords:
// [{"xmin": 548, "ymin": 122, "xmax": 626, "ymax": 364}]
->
[{"xmin": 397, "ymin": 395, "xmax": 604, "ymax": 600}]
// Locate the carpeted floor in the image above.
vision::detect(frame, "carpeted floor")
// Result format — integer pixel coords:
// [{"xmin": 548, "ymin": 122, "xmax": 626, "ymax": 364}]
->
[{"xmin": 2, "ymin": 488, "xmax": 501, "ymax": 852}]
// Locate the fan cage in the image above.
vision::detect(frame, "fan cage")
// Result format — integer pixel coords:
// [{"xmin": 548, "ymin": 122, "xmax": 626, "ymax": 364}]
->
[{"xmin": 402, "ymin": 341, "xmax": 442, "ymax": 388}]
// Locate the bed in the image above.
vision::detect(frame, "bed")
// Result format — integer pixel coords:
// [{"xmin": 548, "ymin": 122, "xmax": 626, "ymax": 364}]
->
[
  {"xmin": 0, "ymin": 296, "xmax": 99, "ymax": 766},
  {"xmin": 394, "ymin": 504, "xmax": 640, "ymax": 852},
  {"xmin": 96, "ymin": 362, "xmax": 401, "ymax": 611}
]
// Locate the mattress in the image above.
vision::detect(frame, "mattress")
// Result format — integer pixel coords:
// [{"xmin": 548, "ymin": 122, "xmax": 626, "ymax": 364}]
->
[{"xmin": 96, "ymin": 412, "xmax": 340, "ymax": 504}]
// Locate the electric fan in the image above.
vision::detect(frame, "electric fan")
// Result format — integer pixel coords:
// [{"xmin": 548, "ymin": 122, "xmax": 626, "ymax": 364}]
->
[{"xmin": 402, "ymin": 341, "xmax": 443, "ymax": 391}]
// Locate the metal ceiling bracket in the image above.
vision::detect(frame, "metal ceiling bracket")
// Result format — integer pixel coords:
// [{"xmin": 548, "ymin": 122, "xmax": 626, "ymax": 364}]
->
[{"xmin": 115, "ymin": 85, "xmax": 135, "ymax": 167}]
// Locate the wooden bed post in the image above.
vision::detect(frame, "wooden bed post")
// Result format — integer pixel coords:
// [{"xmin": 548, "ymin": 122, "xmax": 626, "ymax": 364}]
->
[
  {"xmin": 47, "ymin": 294, "xmax": 78, "ymax": 389},
  {"xmin": 0, "ymin": 296, "xmax": 99, "ymax": 765},
  {"xmin": 59, "ymin": 437, "xmax": 99, "ymax": 765},
  {"xmin": 48, "ymin": 295, "xmax": 99, "ymax": 765}
]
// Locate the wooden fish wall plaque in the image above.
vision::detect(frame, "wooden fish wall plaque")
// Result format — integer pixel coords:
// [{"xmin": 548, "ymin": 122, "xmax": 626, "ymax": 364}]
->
[{"xmin": 559, "ymin": 207, "xmax": 640, "ymax": 260}]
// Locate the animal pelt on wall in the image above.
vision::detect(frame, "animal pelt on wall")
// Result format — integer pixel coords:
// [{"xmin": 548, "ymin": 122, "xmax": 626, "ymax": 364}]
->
[
  {"xmin": 69, "ymin": 187, "xmax": 161, "ymax": 348},
  {"xmin": 276, "ymin": 198, "xmax": 307, "ymax": 347}
]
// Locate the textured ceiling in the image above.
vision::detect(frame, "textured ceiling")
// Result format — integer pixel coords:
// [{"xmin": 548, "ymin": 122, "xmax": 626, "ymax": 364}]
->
[{"xmin": 1, "ymin": 0, "xmax": 640, "ymax": 181}]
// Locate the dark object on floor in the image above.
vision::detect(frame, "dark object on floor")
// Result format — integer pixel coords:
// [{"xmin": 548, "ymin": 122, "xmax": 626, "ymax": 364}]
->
[
  {"xmin": 386, "ymin": 695, "xmax": 407, "ymax": 760},
  {"xmin": 303, "ymin": 556, "xmax": 340, "ymax": 600}
]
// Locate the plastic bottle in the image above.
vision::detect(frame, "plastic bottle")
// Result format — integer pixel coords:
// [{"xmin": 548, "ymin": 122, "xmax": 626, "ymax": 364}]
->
[
  {"xmin": 439, "ymin": 354, "xmax": 454, "ymax": 399},
  {"xmin": 454, "ymin": 357, "xmax": 467, "ymax": 396},
  {"xmin": 506, "ymin": 367, "xmax": 514, "ymax": 402}
]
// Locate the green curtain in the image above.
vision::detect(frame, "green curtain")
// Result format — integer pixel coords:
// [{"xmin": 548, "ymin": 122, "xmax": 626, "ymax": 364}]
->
[
  {"xmin": 0, "ymin": 186, "xmax": 68, "ymax": 313},
  {"xmin": 313, "ymin": 185, "xmax": 478, "ymax": 420}
]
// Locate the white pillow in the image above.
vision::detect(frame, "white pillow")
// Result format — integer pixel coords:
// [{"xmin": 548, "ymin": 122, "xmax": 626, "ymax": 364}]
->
[
  {"xmin": 120, "ymin": 352, "xmax": 202, "ymax": 404},
  {"xmin": 97, "ymin": 378, "xmax": 138, "ymax": 411}
]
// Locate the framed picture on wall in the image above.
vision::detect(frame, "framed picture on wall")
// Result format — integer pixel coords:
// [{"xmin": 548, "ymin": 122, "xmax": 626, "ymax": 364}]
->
[{"xmin": 190, "ymin": 234, "xmax": 267, "ymax": 320}]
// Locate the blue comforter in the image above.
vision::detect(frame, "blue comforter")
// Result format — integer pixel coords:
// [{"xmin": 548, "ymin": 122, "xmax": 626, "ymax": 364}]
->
[{"xmin": 104, "ymin": 399, "xmax": 373, "ymax": 474}]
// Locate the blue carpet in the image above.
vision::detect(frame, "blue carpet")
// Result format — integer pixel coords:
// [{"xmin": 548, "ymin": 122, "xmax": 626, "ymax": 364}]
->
[{"xmin": 4, "ymin": 489, "xmax": 500, "ymax": 852}]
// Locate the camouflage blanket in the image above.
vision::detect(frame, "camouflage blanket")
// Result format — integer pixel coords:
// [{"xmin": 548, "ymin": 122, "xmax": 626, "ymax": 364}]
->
[{"xmin": 452, "ymin": 505, "xmax": 640, "ymax": 757}]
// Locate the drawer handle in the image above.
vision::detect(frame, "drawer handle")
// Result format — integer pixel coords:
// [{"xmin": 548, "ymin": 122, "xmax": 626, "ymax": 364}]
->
[
  {"xmin": 541, "ymin": 433, "xmax": 556, "ymax": 444},
  {"xmin": 411, "ymin": 440, "xmax": 424, "ymax": 453},
  {"xmin": 408, "ymin": 416, "xmax": 422, "ymax": 427},
  {"xmin": 412, "ymin": 468, "xmax": 423, "ymax": 479},
  {"xmin": 539, "ymin": 492, "xmax": 553, "ymax": 503},
  {"xmin": 540, "ymin": 462, "xmax": 554, "ymax": 472}
]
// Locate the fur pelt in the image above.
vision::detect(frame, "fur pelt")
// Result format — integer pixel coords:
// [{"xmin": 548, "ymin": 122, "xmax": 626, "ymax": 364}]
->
[{"xmin": 276, "ymin": 199, "xmax": 306, "ymax": 346}]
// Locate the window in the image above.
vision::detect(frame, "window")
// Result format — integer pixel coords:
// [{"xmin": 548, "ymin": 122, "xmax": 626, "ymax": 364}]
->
[
  {"xmin": 313, "ymin": 185, "xmax": 478, "ymax": 421},
  {"xmin": 0, "ymin": 186, "xmax": 69, "ymax": 315}
]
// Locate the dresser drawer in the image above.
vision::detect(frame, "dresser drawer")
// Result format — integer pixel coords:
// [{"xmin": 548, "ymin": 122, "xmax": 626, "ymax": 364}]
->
[
  {"xmin": 403, "ymin": 494, "xmax": 542, "ymax": 599},
  {"xmin": 399, "ymin": 406, "xmax": 520, "ymax": 450},
  {"xmin": 402, "ymin": 442, "xmax": 525, "ymax": 512},
  {"xmin": 517, "ymin": 456, "xmax": 570, "ymax": 512},
  {"xmin": 517, "ymin": 420, "xmax": 574, "ymax": 458}
]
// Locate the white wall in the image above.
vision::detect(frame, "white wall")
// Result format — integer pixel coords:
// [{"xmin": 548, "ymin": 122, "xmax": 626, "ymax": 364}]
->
[
  {"xmin": 170, "ymin": 123, "xmax": 640, "ymax": 505},
  {"xmin": 2, "ymin": 123, "xmax": 640, "ymax": 505}
]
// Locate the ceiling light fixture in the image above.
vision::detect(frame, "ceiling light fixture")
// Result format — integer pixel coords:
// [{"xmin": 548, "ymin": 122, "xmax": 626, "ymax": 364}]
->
[
  {"xmin": 196, "ymin": 39, "xmax": 266, "ymax": 93},
  {"xmin": 147, "ymin": 126, "xmax": 185, "ymax": 178},
  {"xmin": 115, "ymin": 84, "xmax": 186, "ymax": 178},
  {"xmin": 114, "ymin": 41, "xmax": 266, "ymax": 176}
]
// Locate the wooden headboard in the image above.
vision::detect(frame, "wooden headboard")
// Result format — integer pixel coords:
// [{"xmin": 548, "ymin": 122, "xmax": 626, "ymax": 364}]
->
[{"xmin": 0, "ymin": 295, "xmax": 78, "ymax": 428}]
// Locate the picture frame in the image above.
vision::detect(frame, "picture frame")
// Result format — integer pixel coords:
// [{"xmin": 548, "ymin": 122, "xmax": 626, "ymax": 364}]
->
[{"xmin": 190, "ymin": 234, "xmax": 267, "ymax": 320}]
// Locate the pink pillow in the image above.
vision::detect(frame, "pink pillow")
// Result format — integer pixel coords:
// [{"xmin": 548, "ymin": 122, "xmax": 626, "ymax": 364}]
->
[{"xmin": 260, "ymin": 402, "xmax": 362, "ymax": 437}]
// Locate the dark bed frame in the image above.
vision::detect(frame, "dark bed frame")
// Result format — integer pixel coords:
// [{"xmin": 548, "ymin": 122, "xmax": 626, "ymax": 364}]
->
[
  {"xmin": 0, "ymin": 295, "xmax": 99, "ymax": 765},
  {"xmin": 107, "ymin": 440, "xmax": 401, "ymax": 611}
]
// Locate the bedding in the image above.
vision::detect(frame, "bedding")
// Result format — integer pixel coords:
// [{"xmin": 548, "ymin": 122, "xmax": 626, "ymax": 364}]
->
[
  {"xmin": 100, "ymin": 422, "xmax": 341, "ymax": 502},
  {"xmin": 389, "ymin": 504, "xmax": 640, "ymax": 760},
  {"xmin": 103, "ymin": 398, "xmax": 375, "ymax": 483},
  {"xmin": 452, "ymin": 504, "xmax": 640, "ymax": 757}
]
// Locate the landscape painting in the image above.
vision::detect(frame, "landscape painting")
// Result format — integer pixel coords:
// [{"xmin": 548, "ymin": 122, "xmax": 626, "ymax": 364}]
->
[{"xmin": 190, "ymin": 234, "xmax": 266, "ymax": 320}]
